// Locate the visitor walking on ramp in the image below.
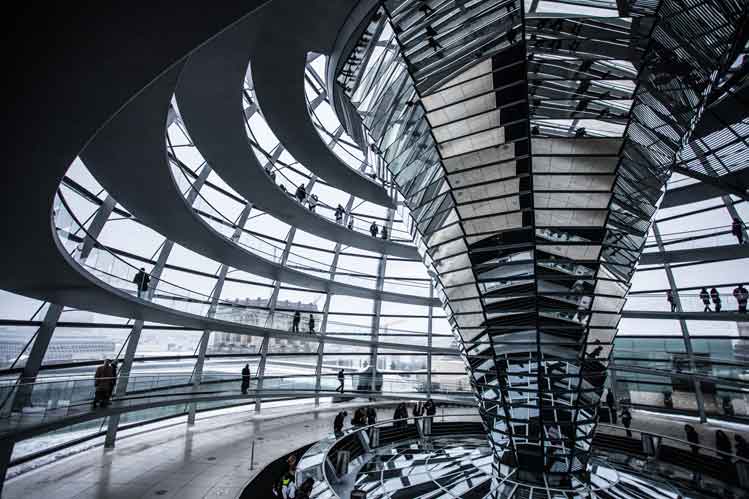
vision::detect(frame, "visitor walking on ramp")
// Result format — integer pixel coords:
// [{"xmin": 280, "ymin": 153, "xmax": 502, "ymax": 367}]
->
[
  {"xmin": 700, "ymin": 287, "xmax": 711, "ymax": 312},
  {"xmin": 241, "ymin": 363, "xmax": 251, "ymax": 394}
]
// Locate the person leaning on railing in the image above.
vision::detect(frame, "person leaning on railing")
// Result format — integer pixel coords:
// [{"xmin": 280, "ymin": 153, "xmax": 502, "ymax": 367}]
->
[{"xmin": 92, "ymin": 359, "xmax": 116, "ymax": 409}]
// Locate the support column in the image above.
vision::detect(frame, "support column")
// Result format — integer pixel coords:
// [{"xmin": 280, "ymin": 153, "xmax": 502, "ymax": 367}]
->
[
  {"xmin": 104, "ymin": 320, "xmax": 143, "ymax": 447},
  {"xmin": 79, "ymin": 195, "xmax": 116, "ymax": 260},
  {"xmin": 722, "ymin": 196, "xmax": 748, "ymax": 243},
  {"xmin": 653, "ymin": 223, "xmax": 706, "ymax": 422},
  {"xmin": 187, "ymin": 330, "xmax": 210, "ymax": 425},
  {"xmin": 369, "ymin": 209, "xmax": 394, "ymax": 392},
  {"xmin": 188, "ymin": 202, "xmax": 251, "ymax": 423},
  {"xmin": 313, "ymin": 187, "xmax": 354, "ymax": 405},
  {"xmin": 427, "ymin": 282, "xmax": 434, "ymax": 396},
  {"xmin": 11, "ymin": 303, "xmax": 64, "ymax": 412},
  {"xmin": 105, "ymin": 161, "xmax": 213, "ymax": 446},
  {"xmin": 104, "ymin": 240, "xmax": 175, "ymax": 448},
  {"xmin": 253, "ymin": 335, "xmax": 270, "ymax": 412},
  {"xmin": 0, "ymin": 437, "xmax": 14, "ymax": 497},
  {"xmin": 313, "ymin": 293, "xmax": 332, "ymax": 406}
]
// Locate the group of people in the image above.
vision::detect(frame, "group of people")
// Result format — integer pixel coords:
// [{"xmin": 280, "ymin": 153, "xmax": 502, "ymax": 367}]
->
[
  {"xmin": 393, "ymin": 399, "xmax": 437, "ymax": 428},
  {"xmin": 272, "ymin": 452, "xmax": 314, "ymax": 499},
  {"xmin": 291, "ymin": 311, "xmax": 316, "ymax": 334},
  {"xmin": 333, "ymin": 400, "xmax": 437, "ymax": 433},
  {"xmin": 264, "ymin": 169, "xmax": 390, "ymax": 241},
  {"xmin": 333, "ymin": 406, "xmax": 377, "ymax": 436},
  {"xmin": 93, "ymin": 359, "xmax": 117, "ymax": 408},
  {"xmin": 369, "ymin": 221, "xmax": 388, "ymax": 240},
  {"xmin": 684, "ymin": 424, "xmax": 749, "ymax": 462},
  {"xmin": 697, "ymin": 285, "xmax": 748, "ymax": 313},
  {"xmin": 292, "ymin": 184, "xmax": 320, "ymax": 215}
]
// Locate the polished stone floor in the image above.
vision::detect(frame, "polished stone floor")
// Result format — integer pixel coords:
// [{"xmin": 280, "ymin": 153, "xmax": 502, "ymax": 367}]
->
[{"xmin": 3, "ymin": 403, "xmax": 747, "ymax": 499}]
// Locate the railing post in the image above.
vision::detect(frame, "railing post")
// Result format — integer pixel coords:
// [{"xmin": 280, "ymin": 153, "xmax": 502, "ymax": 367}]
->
[
  {"xmin": 314, "ymin": 182, "xmax": 357, "ymax": 406},
  {"xmin": 187, "ymin": 330, "xmax": 210, "ymax": 425},
  {"xmin": 104, "ymin": 320, "xmax": 143, "ymax": 448},
  {"xmin": 11, "ymin": 304, "xmax": 64, "ymax": 412},
  {"xmin": 104, "ymin": 237, "xmax": 175, "ymax": 448},
  {"xmin": 653, "ymin": 223, "xmax": 706, "ymax": 422},
  {"xmin": 254, "ymin": 335, "xmax": 270, "ymax": 413},
  {"xmin": 187, "ymin": 202, "xmax": 250, "ymax": 423},
  {"xmin": 0, "ymin": 438, "xmax": 14, "ymax": 497},
  {"xmin": 427, "ymin": 282, "xmax": 434, "ymax": 396}
]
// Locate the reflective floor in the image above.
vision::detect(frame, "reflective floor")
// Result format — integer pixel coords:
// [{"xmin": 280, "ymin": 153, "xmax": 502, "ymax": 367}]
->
[
  {"xmin": 6, "ymin": 404, "xmax": 747, "ymax": 499},
  {"xmin": 347, "ymin": 436, "xmax": 694, "ymax": 499}
]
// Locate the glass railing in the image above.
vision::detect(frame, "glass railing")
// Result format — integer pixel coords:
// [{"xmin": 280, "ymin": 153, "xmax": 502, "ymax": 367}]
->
[
  {"xmin": 166, "ymin": 143, "xmax": 428, "ymax": 294},
  {"xmin": 296, "ymin": 411, "xmax": 749, "ymax": 499},
  {"xmin": 54, "ymin": 189, "xmax": 435, "ymax": 338},
  {"xmin": 0, "ymin": 373, "xmax": 471, "ymax": 436},
  {"xmin": 625, "ymin": 292, "xmax": 748, "ymax": 313}
]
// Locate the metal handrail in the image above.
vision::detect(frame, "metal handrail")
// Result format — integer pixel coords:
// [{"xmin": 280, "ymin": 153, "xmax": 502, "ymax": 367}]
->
[
  {"xmin": 597, "ymin": 422, "xmax": 749, "ymax": 463},
  {"xmin": 310, "ymin": 415, "xmax": 749, "ymax": 498}
]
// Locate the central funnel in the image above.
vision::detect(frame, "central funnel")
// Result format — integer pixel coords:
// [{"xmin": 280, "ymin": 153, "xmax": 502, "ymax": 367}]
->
[{"xmin": 329, "ymin": 0, "xmax": 746, "ymax": 494}]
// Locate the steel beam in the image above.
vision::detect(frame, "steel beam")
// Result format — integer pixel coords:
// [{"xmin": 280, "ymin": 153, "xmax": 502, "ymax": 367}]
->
[
  {"xmin": 189, "ymin": 202, "xmax": 252, "ymax": 423},
  {"xmin": 653, "ymin": 223, "xmax": 706, "ymax": 422}
]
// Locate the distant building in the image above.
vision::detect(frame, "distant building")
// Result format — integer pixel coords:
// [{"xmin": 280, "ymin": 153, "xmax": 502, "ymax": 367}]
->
[
  {"xmin": 0, "ymin": 330, "xmax": 115, "ymax": 367},
  {"xmin": 211, "ymin": 298, "xmax": 319, "ymax": 352}
]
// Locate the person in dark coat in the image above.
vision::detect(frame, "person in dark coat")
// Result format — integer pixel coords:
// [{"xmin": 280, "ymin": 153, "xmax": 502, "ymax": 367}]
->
[
  {"xmin": 367, "ymin": 406, "xmax": 377, "ymax": 425},
  {"xmin": 292, "ymin": 311, "xmax": 300, "ymax": 333},
  {"xmin": 685, "ymin": 424, "xmax": 700, "ymax": 454},
  {"xmin": 381, "ymin": 227, "xmax": 388, "ymax": 240},
  {"xmin": 605, "ymin": 389, "xmax": 617, "ymax": 424},
  {"xmin": 336, "ymin": 369, "xmax": 345, "ymax": 393},
  {"xmin": 370, "ymin": 221, "xmax": 379, "ymax": 237},
  {"xmin": 133, "ymin": 267, "xmax": 150, "ymax": 299},
  {"xmin": 716, "ymin": 430, "xmax": 733, "ymax": 463},
  {"xmin": 425, "ymin": 399, "xmax": 436, "ymax": 416},
  {"xmin": 700, "ymin": 287, "xmax": 711, "ymax": 312},
  {"xmin": 93, "ymin": 359, "xmax": 113, "ymax": 408},
  {"xmin": 308, "ymin": 314, "xmax": 315, "ymax": 334},
  {"xmin": 413, "ymin": 401, "xmax": 423, "ymax": 418},
  {"xmin": 333, "ymin": 410, "xmax": 347, "ymax": 435},
  {"xmin": 711, "ymin": 287, "xmax": 722, "ymax": 312},
  {"xmin": 621, "ymin": 407, "xmax": 633, "ymax": 437},
  {"xmin": 296, "ymin": 478, "xmax": 315, "ymax": 499},
  {"xmin": 241, "ymin": 364, "xmax": 251, "ymax": 394},
  {"xmin": 335, "ymin": 204, "xmax": 345, "ymax": 224},
  {"xmin": 295, "ymin": 184, "xmax": 307, "ymax": 205},
  {"xmin": 733, "ymin": 284, "xmax": 748, "ymax": 313},
  {"xmin": 394, "ymin": 402, "xmax": 408, "ymax": 428},
  {"xmin": 353, "ymin": 407, "xmax": 367, "ymax": 426}
]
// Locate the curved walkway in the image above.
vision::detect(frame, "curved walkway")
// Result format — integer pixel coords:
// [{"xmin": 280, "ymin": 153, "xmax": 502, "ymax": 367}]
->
[
  {"xmin": 621, "ymin": 309, "xmax": 749, "ymax": 321},
  {"xmin": 661, "ymin": 168, "xmax": 749, "ymax": 208},
  {"xmin": 639, "ymin": 243, "xmax": 749, "ymax": 265},
  {"xmin": 1, "ymin": 388, "xmax": 470, "ymax": 443},
  {"xmin": 174, "ymin": 11, "xmax": 415, "ymax": 258},
  {"xmin": 247, "ymin": 0, "xmax": 394, "ymax": 208},
  {"xmin": 80, "ymin": 57, "xmax": 434, "ymax": 307},
  {"xmin": 3, "ymin": 400, "xmax": 408, "ymax": 499}
]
